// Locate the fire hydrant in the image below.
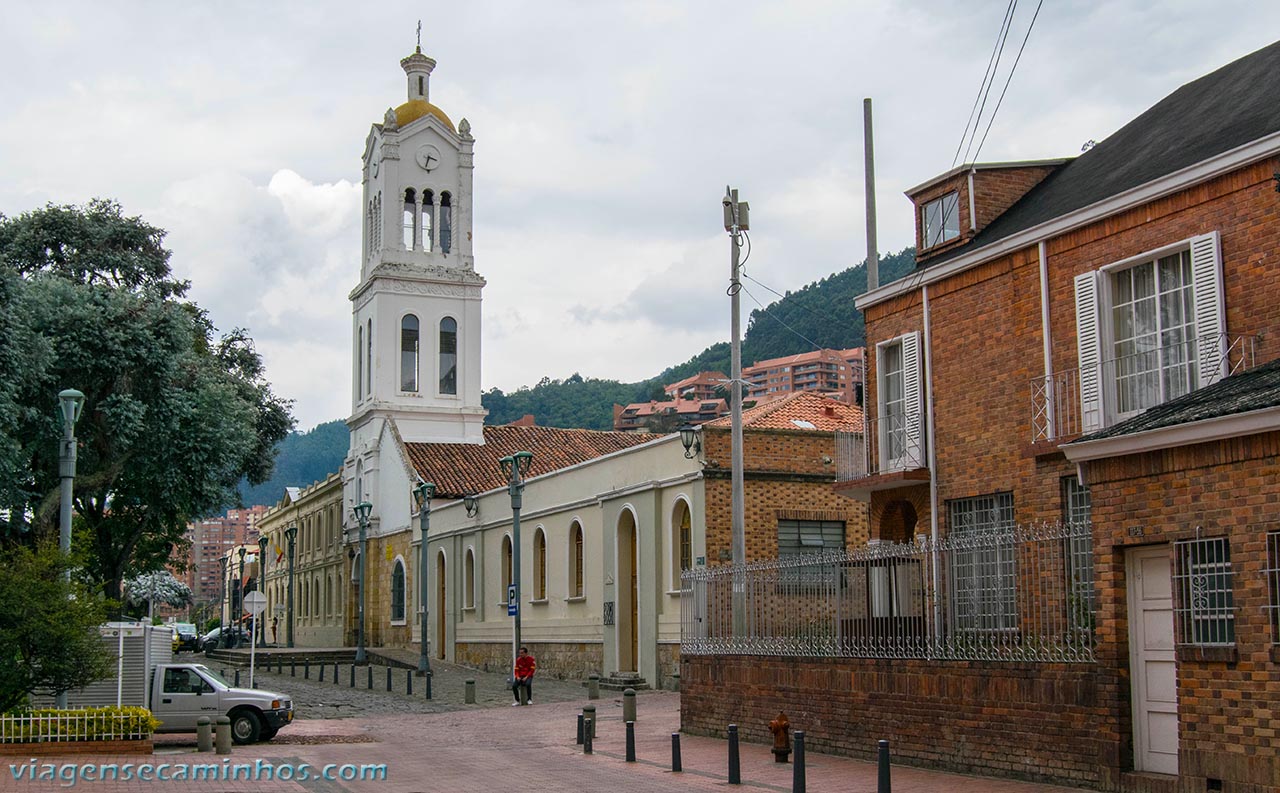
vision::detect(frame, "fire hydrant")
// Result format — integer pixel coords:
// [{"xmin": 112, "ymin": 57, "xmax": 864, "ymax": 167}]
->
[{"xmin": 769, "ymin": 711, "xmax": 791, "ymax": 763}]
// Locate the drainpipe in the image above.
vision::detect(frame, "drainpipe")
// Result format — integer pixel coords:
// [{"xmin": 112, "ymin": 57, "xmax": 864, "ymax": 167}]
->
[
  {"xmin": 922, "ymin": 285, "xmax": 941, "ymax": 647},
  {"xmin": 1038, "ymin": 241, "xmax": 1055, "ymax": 438}
]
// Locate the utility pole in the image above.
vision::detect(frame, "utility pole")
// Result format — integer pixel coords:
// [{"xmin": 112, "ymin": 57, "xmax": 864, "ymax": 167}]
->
[{"xmin": 723, "ymin": 187, "xmax": 749, "ymax": 634}]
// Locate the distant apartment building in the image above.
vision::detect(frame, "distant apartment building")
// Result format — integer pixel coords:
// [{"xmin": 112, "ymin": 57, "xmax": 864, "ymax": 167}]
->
[
  {"xmin": 663, "ymin": 371, "xmax": 727, "ymax": 401},
  {"xmin": 613, "ymin": 397, "xmax": 728, "ymax": 432},
  {"xmin": 743, "ymin": 348, "xmax": 864, "ymax": 405},
  {"xmin": 180, "ymin": 505, "xmax": 269, "ymax": 607}
]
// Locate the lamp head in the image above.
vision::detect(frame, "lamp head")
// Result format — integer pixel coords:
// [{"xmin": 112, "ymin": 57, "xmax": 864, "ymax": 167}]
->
[
  {"xmin": 513, "ymin": 450, "xmax": 534, "ymax": 477},
  {"xmin": 498, "ymin": 455, "xmax": 513, "ymax": 478},
  {"xmin": 463, "ymin": 493, "xmax": 479, "ymax": 518},
  {"xmin": 414, "ymin": 481, "xmax": 436, "ymax": 511},
  {"xmin": 677, "ymin": 423, "xmax": 701, "ymax": 459},
  {"xmin": 58, "ymin": 388, "xmax": 85, "ymax": 427},
  {"xmin": 352, "ymin": 500, "xmax": 373, "ymax": 525},
  {"xmin": 284, "ymin": 524, "xmax": 297, "ymax": 543},
  {"xmin": 238, "ymin": 547, "xmax": 247, "ymax": 563},
  {"xmin": 257, "ymin": 535, "xmax": 268, "ymax": 551}
]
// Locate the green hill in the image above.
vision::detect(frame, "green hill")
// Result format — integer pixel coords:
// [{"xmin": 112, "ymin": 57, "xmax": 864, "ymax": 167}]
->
[{"xmin": 236, "ymin": 419, "xmax": 348, "ymax": 508}]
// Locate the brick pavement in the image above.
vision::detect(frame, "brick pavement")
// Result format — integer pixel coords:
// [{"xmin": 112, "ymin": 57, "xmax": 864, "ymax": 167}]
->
[{"xmin": 8, "ymin": 685, "xmax": 1100, "ymax": 793}]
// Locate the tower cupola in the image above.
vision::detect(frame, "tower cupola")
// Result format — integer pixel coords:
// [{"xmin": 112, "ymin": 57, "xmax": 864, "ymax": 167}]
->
[{"xmin": 401, "ymin": 46, "xmax": 436, "ymax": 103}]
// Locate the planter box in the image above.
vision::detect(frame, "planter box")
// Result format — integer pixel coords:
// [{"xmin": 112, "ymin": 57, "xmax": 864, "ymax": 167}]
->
[{"xmin": 0, "ymin": 739, "xmax": 153, "ymax": 756}]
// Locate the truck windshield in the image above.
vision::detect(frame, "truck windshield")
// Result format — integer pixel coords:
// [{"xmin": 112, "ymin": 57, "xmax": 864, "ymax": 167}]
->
[{"xmin": 193, "ymin": 665, "xmax": 231, "ymax": 689}]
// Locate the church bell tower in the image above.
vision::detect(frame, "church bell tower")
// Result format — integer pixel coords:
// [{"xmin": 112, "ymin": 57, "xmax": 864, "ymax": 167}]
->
[{"xmin": 348, "ymin": 37, "xmax": 486, "ymax": 452}]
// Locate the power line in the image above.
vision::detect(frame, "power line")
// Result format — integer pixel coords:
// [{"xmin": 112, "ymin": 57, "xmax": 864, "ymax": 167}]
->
[
  {"xmin": 970, "ymin": 0, "xmax": 1044, "ymax": 165},
  {"xmin": 959, "ymin": 0, "xmax": 1019, "ymax": 168},
  {"xmin": 740, "ymin": 284, "xmax": 828, "ymax": 354},
  {"xmin": 952, "ymin": 0, "xmax": 1018, "ymax": 169}
]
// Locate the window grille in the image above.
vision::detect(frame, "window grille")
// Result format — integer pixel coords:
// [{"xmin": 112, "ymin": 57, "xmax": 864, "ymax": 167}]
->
[
  {"xmin": 1266, "ymin": 532, "xmax": 1280, "ymax": 645},
  {"xmin": 1174, "ymin": 536, "xmax": 1234, "ymax": 646},
  {"xmin": 777, "ymin": 520, "xmax": 844, "ymax": 587},
  {"xmin": 1061, "ymin": 477, "xmax": 1095, "ymax": 632},
  {"xmin": 948, "ymin": 493, "xmax": 1016, "ymax": 632}
]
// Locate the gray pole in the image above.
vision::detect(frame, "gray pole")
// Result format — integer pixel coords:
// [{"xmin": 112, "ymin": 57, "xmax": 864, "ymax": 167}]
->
[
  {"xmin": 357, "ymin": 515, "xmax": 368, "ymax": 664},
  {"xmin": 725, "ymin": 187, "xmax": 747, "ymax": 635},
  {"xmin": 418, "ymin": 499, "xmax": 431, "ymax": 676},
  {"xmin": 864, "ymin": 98, "xmax": 879, "ymax": 292},
  {"xmin": 55, "ymin": 391, "xmax": 81, "ymax": 710},
  {"xmin": 286, "ymin": 528, "xmax": 296, "ymax": 648},
  {"xmin": 510, "ymin": 476, "xmax": 523, "ymax": 669}
]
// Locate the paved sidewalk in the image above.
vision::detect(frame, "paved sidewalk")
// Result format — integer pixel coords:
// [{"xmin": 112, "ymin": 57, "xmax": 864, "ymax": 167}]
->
[{"xmin": 9, "ymin": 690, "xmax": 1098, "ymax": 792}]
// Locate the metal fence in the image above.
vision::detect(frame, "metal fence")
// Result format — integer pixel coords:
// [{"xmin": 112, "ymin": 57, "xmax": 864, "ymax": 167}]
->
[
  {"xmin": 681, "ymin": 520, "xmax": 1096, "ymax": 663},
  {"xmin": 834, "ymin": 412, "xmax": 925, "ymax": 483},
  {"xmin": 0, "ymin": 709, "xmax": 153, "ymax": 743}
]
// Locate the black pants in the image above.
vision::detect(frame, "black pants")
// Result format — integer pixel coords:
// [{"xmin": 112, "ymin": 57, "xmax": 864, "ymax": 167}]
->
[{"xmin": 512, "ymin": 677, "xmax": 532, "ymax": 703}]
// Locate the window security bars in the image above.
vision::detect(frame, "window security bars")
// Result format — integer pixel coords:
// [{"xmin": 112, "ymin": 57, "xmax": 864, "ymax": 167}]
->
[
  {"xmin": 681, "ymin": 521, "xmax": 1096, "ymax": 663},
  {"xmin": 833, "ymin": 416, "xmax": 924, "ymax": 482},
  {"xmin": 949, "ymin": 494, "xmax": 1017, "ymax": 632},
  {"xmin": 1267, "ymin": 532, "xmax": 1280, "ymax": 645},
  {"xmin": 1062, "ymin": 478, "xmax": 1096, "ymax": 634},
  {"xmin": 1174, "ymin": 536, "xmax": 1235, "ymax": 647},
  {"xmin": 1029, "ymin": 332, "xmax": 1257, "ymax": 443}
]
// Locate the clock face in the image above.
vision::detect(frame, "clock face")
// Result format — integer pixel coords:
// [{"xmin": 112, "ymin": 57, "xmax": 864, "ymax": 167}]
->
[{"xmin": 415, "ymin": 144, "xmax": 442, "ymax": 171}]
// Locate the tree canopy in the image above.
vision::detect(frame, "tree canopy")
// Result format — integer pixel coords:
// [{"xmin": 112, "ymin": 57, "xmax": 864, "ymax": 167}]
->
[{"xmin": 0, "ymin": 200, "xmax": 294, "ymax": 602}]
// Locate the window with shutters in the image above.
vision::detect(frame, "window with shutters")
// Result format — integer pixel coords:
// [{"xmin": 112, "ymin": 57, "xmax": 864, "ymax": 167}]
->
[
  {"xmin": 876, "ymin": 332, "xmax": 924, "ymax": 471},
  {"xmin": 1074, "ymin": 233, "xmax": 1224, "ymax": 432}
]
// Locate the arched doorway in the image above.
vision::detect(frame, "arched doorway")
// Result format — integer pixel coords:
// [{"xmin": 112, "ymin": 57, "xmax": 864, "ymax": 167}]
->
[
  {"xmin": 435, "ymin": 550, "xmax": 446, "ymax": 660},
  {"xmin": 616, "ymin": 509, "xmax": 639, "ymax": 673}
]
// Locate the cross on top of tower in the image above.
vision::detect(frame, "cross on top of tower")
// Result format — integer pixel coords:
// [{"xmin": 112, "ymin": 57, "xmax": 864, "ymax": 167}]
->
[{"xmin": 416, "ymin": 20, "xmax": 422, "ymax": 52}]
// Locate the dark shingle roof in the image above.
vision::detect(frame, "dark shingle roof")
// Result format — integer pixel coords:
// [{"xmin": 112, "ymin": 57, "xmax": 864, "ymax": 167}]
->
[
  {"xmin": 1072, "ymin": 359, "xmax": 1280, "ymax": 443},
  {"xmin": 403, "ymin": 425, "xmax": 658, "ymax": 499},
  {"xmin": 926, "ymin": 39, "xmax": 1280, "ymax": 269}
]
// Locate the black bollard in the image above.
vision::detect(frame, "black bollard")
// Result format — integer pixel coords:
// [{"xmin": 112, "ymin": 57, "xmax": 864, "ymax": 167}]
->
[
  {"xmin": 406, "ymin": 669, "xmax": 413, "ymax": 695},
  {"xmin": 290, "ymin": 660, "xmax": 296, "ymax": 677},
  {"xmin": 367, "ymin": 665, "xmax": 373, "ymax": 689},
  {"xmin": 878, "ymin": 739, "xmax": 891, "ymax": 793},
  {"xmin": 625, "ymin": 721, "xmax": 636, "ymax": 762},
  {"xmin": 794, "ymin": 731, "xmax": 807, "ymax": 793},
  {"xmin": 318, "ymin": 663, "xmax": 325, "ymax": 682},
  {"xmin": 234, "ymin": 669, "xmax": 240, "ymax": 687},
  {"xmin": 583, "ymin": 719, "xmax": 593, "ymax": 754},
  {"xmin": 334, "ymin": 662, "xmax": 339, "ymax": 684},
  {"xmin": 425, "ymin": 670, "xmax": 432, "ymax": 700},
  {"xmin": 304, "ymin": 659, "xmax": 310, "ymax": 679},
  {"xmin": 671, "ymin": 733, "xmax": 682, "ymax": 773},
  {"xmin": 386, "ymin": 666, "xmax": 392, "ymax": 692},
  {"xmin": 576, "ymin": 714, "xmax": 584, "ymax": 745},
  {"xmin": 728, "ymin": 724, "xmax": 741, "ymax": 785},
  {"xmin": 349, "ymin": 664, "xmax": 355, "ymax": 687}
]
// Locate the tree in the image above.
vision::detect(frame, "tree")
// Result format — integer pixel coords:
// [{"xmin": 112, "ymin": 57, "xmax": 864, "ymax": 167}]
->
[
  {"xmin": 123, "ymin": 571, "xmax": 192, "ymax": 619},
  {"xmin": 0, "ymin": 543, "xmax": 113, "ymax": 713},
  {"xmin": 0, "ymin": 200, "xmax": 294, "ymax": 602}
]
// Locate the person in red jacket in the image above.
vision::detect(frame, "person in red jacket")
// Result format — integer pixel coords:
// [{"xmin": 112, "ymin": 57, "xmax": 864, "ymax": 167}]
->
[{"xmin": 512, "ymin": 646, "xmax": 536, "ymax": 705}]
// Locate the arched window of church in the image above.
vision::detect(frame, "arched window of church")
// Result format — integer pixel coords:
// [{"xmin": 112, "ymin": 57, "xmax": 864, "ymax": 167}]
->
[
  {"xmin": 402, "ymin": 188, "xmax": 416, "ymax": 250},
  {"xmin": 390, "ymin": 559, "xmax": 406, "ymax": 622},
  {"xmin": 401, "ymin": 314, "xmax": 419, "ymax": 392},
  {"xmin": 439, "ymin": 317, "xmax": 457, "ymax": 395},
  {"xmin": 366, "ymin": 319, "xmax": 373, "ymax": 395},
  {"xmin": 422, "ymin": 190, "xmax": 434, "ymax": 252},
  {"xmin": 439, "ymin": 192, "xmax": 452, "ymax": 254},
  {"xmin": 357, "ymin": 324, "xmax": 364, "ymax": 400},
  {"xmin": 373, "ymin": 194, "xmax": 382, "ymax": 250}
]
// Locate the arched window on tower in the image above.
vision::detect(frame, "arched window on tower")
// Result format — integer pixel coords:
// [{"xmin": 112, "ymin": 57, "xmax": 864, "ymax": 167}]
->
[
  {"xmin": 401, "ymin": 314, "xmax": 419, "ymax": 392},
  {"xmin": 439, "ymin": 192, "xmax": 452, "ymax": 254},
  {"xmin": 402, "ymin": 188, "xmax": 416, "ymax": 250},
  {"xmin": 366, "ymin": 319, "xmax": 373, "ymax": 395},
  {"xmin": 422, "ymin": 190, "xmax": 434, "ymax": 252},
  {"xmin": 366, "ymin": 201, "xmax": 374, "ymax": 259},
  {"xmin": 357, "ymin": 324, "xmax": 364, "ymax": 401},
  {"xmin": 372, "ymin": 195, "xmax": 380, "ymax": 251},
  {"xmin": 439, "ymin": 317, "xmax": 457, "ymax": 395}
]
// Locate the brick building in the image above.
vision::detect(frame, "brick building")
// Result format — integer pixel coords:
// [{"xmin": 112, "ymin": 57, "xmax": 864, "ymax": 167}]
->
[
  {"xmin": 663, "ymin": 370, "xmax": 727, "ymax": 402},
  {"xmin": 181, "ymin": 505, "xmax": 268, "ymax": 610},
  {"xmin": 612, "ymin": 397, "xmax": 727, "ymax": 432},
  {"xmin": 743, "ymin": 348, "xmax": 864, "ymax": 405},
  {"xmin": 683, "ymin": 41, "xmax": 1280, "ymax": 792}
]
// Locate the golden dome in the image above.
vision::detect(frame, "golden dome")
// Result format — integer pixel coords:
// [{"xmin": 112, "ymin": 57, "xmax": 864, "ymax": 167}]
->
[{"xmin": 393, "ymin": 99, "xmax": 455, "ymax": 132}]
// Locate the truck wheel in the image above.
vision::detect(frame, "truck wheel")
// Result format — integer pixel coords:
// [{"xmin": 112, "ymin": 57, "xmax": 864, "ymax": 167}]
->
[
  {"xmin": 259, "ymin": 726, "xmax": 278, "ymax": 742},
  {"xmin": 230, "ymin": 710, "xmax": 261, "ymax": 745}
]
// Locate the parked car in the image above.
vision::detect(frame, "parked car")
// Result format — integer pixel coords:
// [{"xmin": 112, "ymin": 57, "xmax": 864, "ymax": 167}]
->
[
  {"xmin": 199, "ymin": 625, "xmax": 251, "ymax": 652},
  {"xmin": 172, "ymin": 622, "xmax": 199, "ymax": 652}
]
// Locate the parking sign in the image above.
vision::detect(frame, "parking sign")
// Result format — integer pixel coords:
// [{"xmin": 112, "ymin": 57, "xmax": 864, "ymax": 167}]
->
[{"xmin": 507, "ymin": 584, "xmax": 518, "ymax": 616}]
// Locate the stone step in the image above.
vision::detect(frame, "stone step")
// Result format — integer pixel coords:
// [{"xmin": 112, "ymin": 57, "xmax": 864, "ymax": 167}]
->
[{"xmin": 598, "ymin": 675, "xmax": 650, "ymax": 692}]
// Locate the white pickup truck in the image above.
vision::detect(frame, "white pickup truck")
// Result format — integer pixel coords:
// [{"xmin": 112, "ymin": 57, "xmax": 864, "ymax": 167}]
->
[{"xmin": 56, "ymin": 623, "xmax": 293, "ymax": 745}]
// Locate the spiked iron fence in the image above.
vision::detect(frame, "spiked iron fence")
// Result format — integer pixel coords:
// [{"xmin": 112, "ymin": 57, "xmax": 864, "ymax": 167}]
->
[{"xmin": 681, "ymin": 521, "xmax": 1096, "ymax": 663}]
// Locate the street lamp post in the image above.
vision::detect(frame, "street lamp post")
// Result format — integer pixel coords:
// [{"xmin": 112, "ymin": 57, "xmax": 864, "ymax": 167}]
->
[
  {"xmin": 54, "ymin": 390, "xmax": 84, "ymax": 710},
  {"xmin": 351, "ymin": 501, "xmax": 373, "ymax": 664},
  {"xmin": 499, "ymin": 452, "xmax": 533, "ymax": 673},
  {"xmin": 285, "ymin": 525, "xmax": 297, "ymax": 648},
  {"xmin": 236, "ymin": 547, "xmax": 247, "ymax": 647},
  {"xmin": 413, "ymin": 482, "xmax": 435, "ymax": 688},
  {"xmin": 257, "ymin": 536, "xmax": 268, "ymax": 647},
  {"xmin": 218, "ymin": 556, "xmax": 228, "ymax": 630}
]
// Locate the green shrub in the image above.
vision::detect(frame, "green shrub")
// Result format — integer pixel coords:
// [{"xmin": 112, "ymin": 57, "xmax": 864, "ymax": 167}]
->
[{"xmin": 0, "ymin": 706, "xmax": 159, "ymax": 743}]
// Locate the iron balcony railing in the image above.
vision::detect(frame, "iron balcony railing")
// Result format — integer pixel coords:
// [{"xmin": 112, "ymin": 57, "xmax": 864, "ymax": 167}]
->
[
  {"xmin": 1031, "ymin": 333, "xmax": 1258, "ymax": 443},
  {"xmin": 681, "ymin": 520, "xmax": 1096, "ymax": 663},
  {"xmin": 834, "ymin": 411, "xmax": 924, "ymax": 482}
]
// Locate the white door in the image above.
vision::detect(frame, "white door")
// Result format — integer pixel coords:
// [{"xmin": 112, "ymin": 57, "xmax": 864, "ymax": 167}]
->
[{"xmin": 1127, "ymin": 546, "xmax": 1178, "ymax": 774}]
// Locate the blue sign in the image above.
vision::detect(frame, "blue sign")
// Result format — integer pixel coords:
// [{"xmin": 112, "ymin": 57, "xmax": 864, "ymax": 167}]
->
[{"xmin": 507, "ymin": 584, "xmax": 518, "ymax": 616}]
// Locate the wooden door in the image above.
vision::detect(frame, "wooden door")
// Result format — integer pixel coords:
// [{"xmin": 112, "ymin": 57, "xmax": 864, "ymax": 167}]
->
[
  {"xmin": 629, "ymin": 527, "xmax": 638, "ymax": 671},
  {"xmin": 436, "ymin": 552, "xmax": 446, "ymax": 660},
  {"xmin": 1127, "ymin": 546, "xmax": 1178, "ymax": 774}
]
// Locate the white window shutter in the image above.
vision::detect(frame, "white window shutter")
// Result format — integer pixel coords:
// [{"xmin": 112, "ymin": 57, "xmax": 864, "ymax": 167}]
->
[
  {"xmin": 1190, "ymin": 231, "xmax": 1226, "ymax": 385},
  {"xmin": 901, "ymin": 331, "xmax": 923, "ymax": 466},
  {"xmin": 1074, "ymin": 271, "xmax": 1103, "ymax": 433}
]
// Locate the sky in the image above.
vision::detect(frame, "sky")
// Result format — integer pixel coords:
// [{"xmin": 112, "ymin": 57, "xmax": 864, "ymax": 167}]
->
[{"xmin": 2, "ymin": 2, "xmax": 1278, "ymax": 431}]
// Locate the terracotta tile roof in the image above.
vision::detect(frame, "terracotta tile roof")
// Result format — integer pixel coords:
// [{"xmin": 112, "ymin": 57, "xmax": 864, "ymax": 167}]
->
[
  {"xmin": 403, "ymin": 425, "xmax": 658, "ymax": 499},
  {"xmin": 618, "ymin": 398, "xmax": 727, "ymax": 418},
  {"xmin": 704, "ymin": 391, "xmax": 864, "ymax": 432},
  {"xmin": 665, "ymin": 371, "xmax": 727, "ymax": 390}
]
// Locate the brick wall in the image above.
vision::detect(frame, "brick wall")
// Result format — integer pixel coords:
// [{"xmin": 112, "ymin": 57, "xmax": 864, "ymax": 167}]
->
[
  {"xmin": 972, "ymin": 165, "xmax": 1058, "ymax": 232},
  {"xmin": 701, "ymin": 427, "xmax": 869, "ymax": 564},
  {"xmin": 681, "ymin": 655, "xmax": 1111, "ymax": 789},
  {"xmin": 1084, "ymin": 431, "xmax": 1280, "ymax": 791}
]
